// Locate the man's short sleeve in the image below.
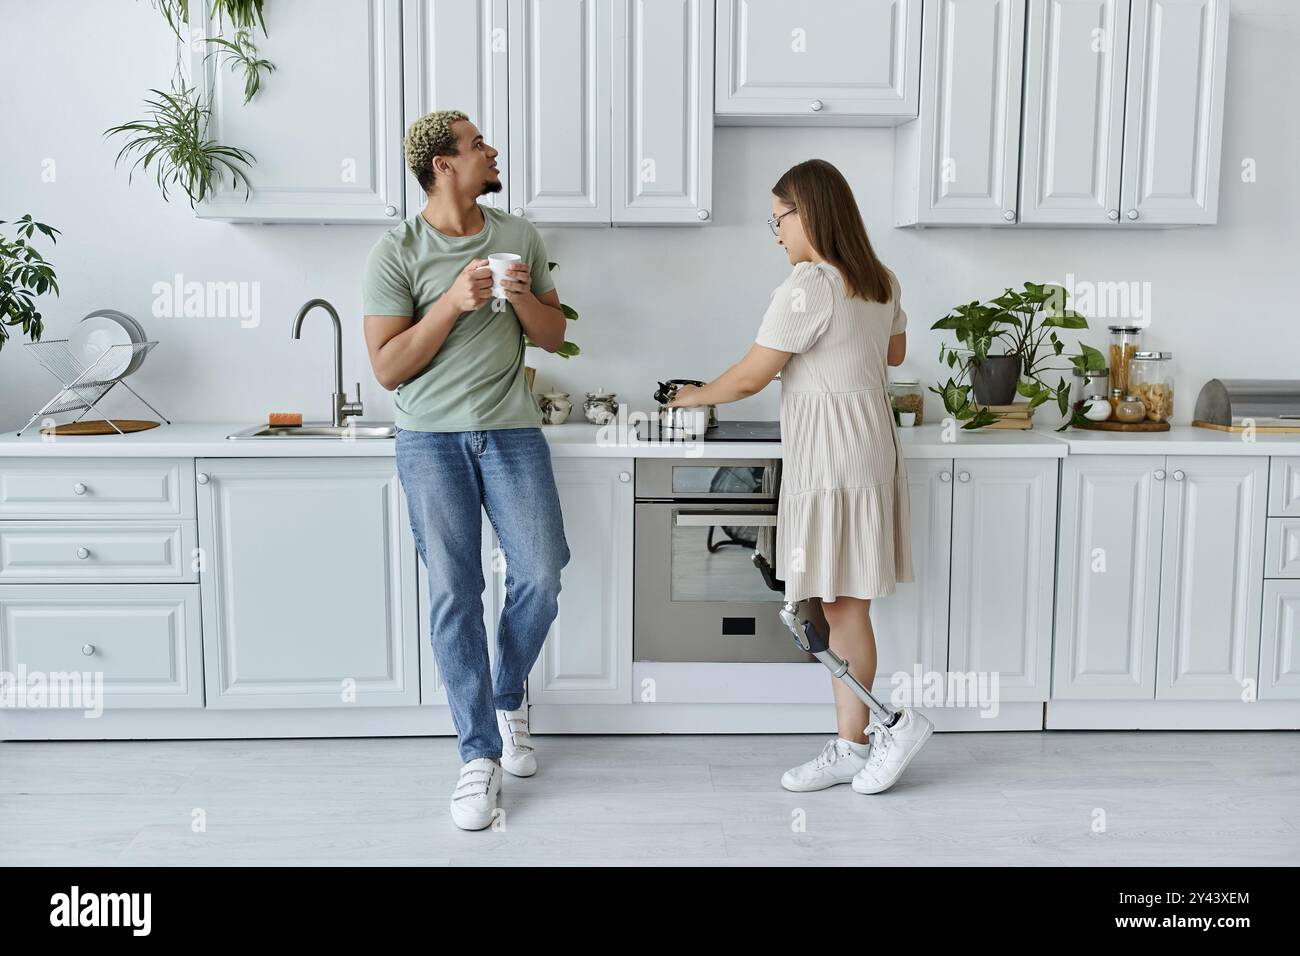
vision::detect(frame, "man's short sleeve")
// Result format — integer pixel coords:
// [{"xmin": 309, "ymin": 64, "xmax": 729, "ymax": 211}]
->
[
  {"xmin": 362, "ymin": 236, "xmax": 414, "ymax": 317},
  {"xmin": 755, "ymin": 262, "xmax": 834, "ymax": 354},
  {"xmin": 525, "ymin": 221, "xmax": 556, "ymax": 297}
]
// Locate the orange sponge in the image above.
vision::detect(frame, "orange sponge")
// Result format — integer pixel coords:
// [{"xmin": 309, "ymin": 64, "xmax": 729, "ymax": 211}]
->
[{"xmin": 269, "ymin": 412, "xmax": 302, "ymax": 427}]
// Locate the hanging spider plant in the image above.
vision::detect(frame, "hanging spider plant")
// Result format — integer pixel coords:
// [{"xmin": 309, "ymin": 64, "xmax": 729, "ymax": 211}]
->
[
  {"xmin": 150, "ymin": 0, "xmax": 267, "ymax": 38},
  {"xmin": 206, "ymin": 28, "xmax": 275, "ymax": 104},
  {"xmin": 105, "ymin": 85, "xmax": 255, "ymax": 208}
]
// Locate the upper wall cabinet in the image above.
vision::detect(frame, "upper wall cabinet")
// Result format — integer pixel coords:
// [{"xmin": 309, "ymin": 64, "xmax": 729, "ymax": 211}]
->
[
  {"xmin": 403, "ymin": 0, "xmax": 510, "ymax": 215},
  {"xmin": 1020, "ymin": 0, "xmax": 1230, "ymax": 226},
  {"xmin": 714, "ymin": 0, "xmax": 922, "ymax": 124},
  {"xmin": 1020, "ymin": 0, "xmax": 1131, "ymax": 224},
  {"xmin": 508, "ymin": 0, "xmax": 612, "ymax": 223},
  {"xmin": 192, "ymin": 0, "xmax": 405, "ymax": 223},
  {"xmin": 611, "ymin": 0, "xmax": 714, "ymax": 224},
  {"xmin": 894, "ymin": 0, "xmax": 1027, "ymax": 226},
  {"xmin": 1119, "ymin": 0, "xmax": 1231, "ymax": 224}
]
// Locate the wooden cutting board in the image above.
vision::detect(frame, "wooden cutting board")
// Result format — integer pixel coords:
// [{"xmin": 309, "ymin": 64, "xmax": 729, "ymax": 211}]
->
[
  {"xmin": 40, "ymin": 420, "xmax": 160, "ymax": 436},
  {"xmin": 1072, "ymin": 419, "xmax": 1171, "ymax": 432}
]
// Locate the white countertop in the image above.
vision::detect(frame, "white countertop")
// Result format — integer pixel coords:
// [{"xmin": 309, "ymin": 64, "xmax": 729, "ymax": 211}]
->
[
  {"xmin": 0, "ymin": 421, "xmax": 1064, "ymax": 459},
  {"xmin": 0, "ymin": 420, "xmax": 1294, "ymax": 459}
]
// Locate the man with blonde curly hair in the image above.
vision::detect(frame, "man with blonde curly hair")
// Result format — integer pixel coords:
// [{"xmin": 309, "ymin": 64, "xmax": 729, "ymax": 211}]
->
[{"xmin": 362, "ymin": 111, "xmax": 570, "ymax": 831}]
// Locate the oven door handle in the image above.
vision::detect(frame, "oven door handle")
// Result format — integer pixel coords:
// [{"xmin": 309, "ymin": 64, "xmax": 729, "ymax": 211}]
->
[{"xmin": 675, "ymin": 512, "xmax": 777, "ymax": 527}]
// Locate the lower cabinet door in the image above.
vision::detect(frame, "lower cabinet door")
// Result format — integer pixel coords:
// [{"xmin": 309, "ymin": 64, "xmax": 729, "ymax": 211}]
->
[
  {"xmin": 527, "ymin": 457, "xmax": 633, "ymax": 705},
  {"xmin": 1259, "ymin": 579, "xmax": 1300, "ymax": 700},
  {"xmin": 868, "ymin": 459, "xmax": 953, "ymax": 701},
  {"xmin": 197, "ymin": 459, "xmax": 419, "ymax": 708},
  {"xmin": 1155, "ymin": 456, "xmax": 1267, "ymax": 699},
  {"xmin": 948, "ymin": 458, "xmax": 1058, "ymax": 701},
  {"xmin": 0, "ymin": 583, "xmax": 203, "ymax": 709}
]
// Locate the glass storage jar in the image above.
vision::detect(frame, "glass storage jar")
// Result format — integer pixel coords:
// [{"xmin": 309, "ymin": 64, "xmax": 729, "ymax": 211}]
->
[
  {"xmin": 1129, "ymin": 351, "xmax": 1175, "ymax": 423},
  {"xmin": 1115, "ymin": 394, "xmax": 1147, "ymax": 424},
  {"xmin": 1070, "ymin": 367, "xmax": 1110, "ymax": 407},
  {"xmin": 1107, "ymin": 325, "xmax": 1144, "ymax": 396},
  {"xmin": 888, "ymin": 378, "xmax": 924, "ymax": 426}
]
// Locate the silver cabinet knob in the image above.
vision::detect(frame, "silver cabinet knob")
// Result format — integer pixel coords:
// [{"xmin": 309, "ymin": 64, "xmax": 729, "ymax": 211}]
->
[
  {"xmin": 696, "ymin": 209, "xmax": 710, "ymax": 221},
  {"xmin": 1154, "ymin": 468, "xmax": 1166, "ymax": 480},
  {"xmin": 512, "ymin": 207, "xmax": 524, "ymax": 216},
  {"xmin": 1106, "ymin": 209, "xmax": 1119, "ymax": 221},
  {"xmin": 81, "ymin": 644, "xmax": 95, "ymax": 656},
  {"xmin": 958, "ymin": 471, "xmax": 971, "ymax": 482},
  {"xmin": 1002, "ymin": 209, "xmax": 1015, "ymax": 222},
  {"xmin": 196, "ymin": 473, "xmax": 210, "ymax": 485},
  {"xmin": 940, "ymin": 471, "xmax": 952, "ymax": 482},
  {"xmin": 1173, "ymin": 469, "xmax": 1185, "ymax": 481},
  {"xmin": 618, "ymin": 471, "xmax": 631, "ymax": 483},
  {"xmin": 810, "ymin": 99, "xmax": 824, "ymax": 112},
  {"xmin": 384, "ymin": 204, "xmax": 397, "ymax": 217},
  {"xmin": 76, "ymin": 547, "xmax": 90, "ymax": 560},
  {"xmin": 73, "ymin": 482, "xmax": 87, "ymax": 495},
  {"xmin": 1127, "ymin": 209, "xmax": 1139, "ymax": 221}
]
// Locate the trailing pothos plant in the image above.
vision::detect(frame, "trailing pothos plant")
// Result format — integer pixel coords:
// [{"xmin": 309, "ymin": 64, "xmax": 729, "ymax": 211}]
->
[
  {"xmin": 930, "ymin": 281, "xmax": 1107, "ymax": 431},
  {"xmin": 522, "ymin": 261, "xmax": 581, "ymax": 359},
  {"xmin": 107, "ymin": 1, "xmax": 273, "ymax": 207},
  {"xmin": 0, "ymin": 215, "xmax": 60, "ymax": 354}
]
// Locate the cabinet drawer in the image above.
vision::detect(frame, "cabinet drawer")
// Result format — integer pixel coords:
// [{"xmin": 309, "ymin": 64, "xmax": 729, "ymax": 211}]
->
[
  {"xmin": 0, "ymin": 459, "xmax": 195, "ymax": 519},
  {"xmin": 1264, "ymin": 517, "xmax": 1300, "ymax": 578},
  {"xmin": 0, "ymin": 521, "xmax": 197, "ymax": 583},
  {"xmin": 0, "ymin": 584, "xmax": 203, "ymax": 708},
  {"xmin": 1270, "ymin": 458, "xmax": 1300, "ymax": 517},
  {"xmin": 1259, "ymin": 579, "xmax": 1300, "ymax": 700}
]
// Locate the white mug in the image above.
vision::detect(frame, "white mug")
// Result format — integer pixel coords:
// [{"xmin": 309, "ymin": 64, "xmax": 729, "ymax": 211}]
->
[{"xmin": 487, "ymin": 253, "xmax": 522, "ymax": 299}]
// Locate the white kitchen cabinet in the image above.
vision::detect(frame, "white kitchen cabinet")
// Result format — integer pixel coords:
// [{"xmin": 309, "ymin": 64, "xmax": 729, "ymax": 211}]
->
[
  {"xmin": 714, "ymin": 0, "xmax": 922, "ymax": 124},
  {"xmin": 196, "ymin": 458, "xmax": 420, "ymax": 708},
  {"xmin": 0, "ymin": 583, "xmax": 203, "ymax": 709},
  {"xmin": 869, "ymin": 459, "xmax": 953, "ymax": 696},
  {"xmin": 1259, "ymin": 579, "xmax": 1300, "ymax": 700},
  {"xmin": 507, "ymin": 0, "xmax": 612, "ymax": 223},
  {"xmin": 895, "ymin": 0, "xmax": 1026, "ymax": 226},
  {"xmin": 1119, "ymin": 0, "xmax": 1230, "ymax": 225},
  {"xmin": 1020, "ymin": 0, "xmax": 1131, "ymax": 225},
  {"xmin": 403, "ymin": 0, "xmax": 510, "ymax": 215},
  {"xmin": 1155, "ymin": 456, "xmax": 1267, "ymax": 699},
  {"xmin": 527, "ymin": 457, "xmax": 633, "ymax": 704},
  {"xmin": 0, "ymin": 519, "xmax": 198, "ymax": 584},
  {"xmin": 192, "ymin": 0, "xmax": 405, "ymax": 223},
  {"xmin": 1269, "ymin": 458, "xmax": 1300, "ymax": 517},
  {"xmin": 418, "ymin": 518, "xmax": 500, "ymax": 707},
  {"xmin": 611, "ymin": 0, "xmax": 714, "ymax": 224},
  {"xmin": 948, "ymin": 458, "xmax": 1058, "ymax": 701},
  {"xmin": 1052, "ymin": 456, "xmax": 1166, "ymax": 699}
]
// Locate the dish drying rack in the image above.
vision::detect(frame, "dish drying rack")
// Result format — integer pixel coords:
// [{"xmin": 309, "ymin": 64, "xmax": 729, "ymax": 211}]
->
[{"xmin": 16, "ymin": 339, "xmax": 169, "ymax": 436}]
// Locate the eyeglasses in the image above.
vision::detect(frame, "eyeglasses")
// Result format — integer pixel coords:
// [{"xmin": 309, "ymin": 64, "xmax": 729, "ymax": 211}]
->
[{"xmin": 766, "ymin": 206, "xmax": 797, "ymax": 237}]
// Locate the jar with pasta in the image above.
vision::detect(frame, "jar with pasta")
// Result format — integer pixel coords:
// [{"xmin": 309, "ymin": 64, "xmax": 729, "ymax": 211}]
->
[
  {"xmin": 1129, "ymin": 350, "xmax": 1175, "ymax": 423},
  {"xmin": 1107, "ymin": 325, "xmax": 1144, "ymax": 396},
  {"xmin": 888, "ymin": 378, "xmax": 925, "ymax": 426}
]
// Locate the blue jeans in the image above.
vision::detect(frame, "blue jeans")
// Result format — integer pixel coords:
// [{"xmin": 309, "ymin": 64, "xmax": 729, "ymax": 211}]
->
[{"xmin": 396, "ymin": 426, "xmax": 570, "ymax": 762}]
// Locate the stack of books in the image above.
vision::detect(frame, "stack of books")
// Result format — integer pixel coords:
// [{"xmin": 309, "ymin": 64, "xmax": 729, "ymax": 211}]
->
[{"xmin": 971, "ymin": 402, "xmax": 1035, "ymax": 430}]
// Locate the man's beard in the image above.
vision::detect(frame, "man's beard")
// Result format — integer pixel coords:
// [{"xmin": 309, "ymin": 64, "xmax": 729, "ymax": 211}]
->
[{"xmin": 480, "ymin": 178, "xmax": 503, "ymax": 196}]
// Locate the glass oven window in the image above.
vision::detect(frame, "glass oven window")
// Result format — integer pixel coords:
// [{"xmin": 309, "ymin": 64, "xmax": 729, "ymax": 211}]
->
[
  {"xmin": 671, "ymin": 517, "xmax": 782, "ymax": 603},
  {"xmin": 670, "ymin": 465, "xmax": 772, "ymax": 496}
]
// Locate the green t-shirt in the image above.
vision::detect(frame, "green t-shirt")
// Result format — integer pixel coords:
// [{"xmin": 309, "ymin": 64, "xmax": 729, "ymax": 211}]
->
[{"xmin": 362, "ymin": 204, "xmax": 555, "ymax": 432}]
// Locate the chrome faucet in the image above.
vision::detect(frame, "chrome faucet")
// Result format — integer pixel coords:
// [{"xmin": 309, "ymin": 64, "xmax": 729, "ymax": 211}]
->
[{"xmin": 292, "ymin": 298, "xmax": 363, "ymax": 428}]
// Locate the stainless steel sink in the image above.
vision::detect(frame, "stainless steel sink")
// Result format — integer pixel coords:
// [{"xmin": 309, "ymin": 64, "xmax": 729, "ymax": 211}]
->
[{"xmin": 227, "ymin": 422, "xmax": 397, "ymax": 440}]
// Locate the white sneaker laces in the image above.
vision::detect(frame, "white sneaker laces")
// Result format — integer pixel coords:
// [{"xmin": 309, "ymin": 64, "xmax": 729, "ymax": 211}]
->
[
  {"xmin": 810, "ymin": 737, "xmax": 842, "ymax": 770},
  {"xmin": 865, "ymin": 719, "xmax": 895, "ymax": 769}
]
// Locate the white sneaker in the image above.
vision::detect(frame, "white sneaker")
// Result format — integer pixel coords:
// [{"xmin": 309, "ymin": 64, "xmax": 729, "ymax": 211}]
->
[
  {"xmin": 780, "ymin": 737, "xmax": 872, "ymax": 792},
  {"xmin": 852, "ymin": 708, "xmax": 934, "ymax": 794},
  {"xmin": 449, "ymin": 757, "xmax": 502, "ymax": 830},
  {"xmin": 496, "ymin": 706, "xmax": 537, "ymax": 777}
]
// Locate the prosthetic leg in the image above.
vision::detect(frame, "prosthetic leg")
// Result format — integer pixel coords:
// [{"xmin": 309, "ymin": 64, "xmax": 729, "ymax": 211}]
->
[{"xmin": 752, "ymin": 552, "xmax": 899, "ymax": 726}]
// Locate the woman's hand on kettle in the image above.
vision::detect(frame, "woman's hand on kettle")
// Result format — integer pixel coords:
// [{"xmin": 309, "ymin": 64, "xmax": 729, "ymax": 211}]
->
[{"xmin": 666, "ymin": 384, "xmax": 705, "ymax": 407}]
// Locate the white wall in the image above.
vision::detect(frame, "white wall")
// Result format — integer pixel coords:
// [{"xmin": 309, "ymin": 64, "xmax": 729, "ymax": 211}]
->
[{"xmin": 2, "ymin": 0, "xmax": 1296, "ymax": 433}]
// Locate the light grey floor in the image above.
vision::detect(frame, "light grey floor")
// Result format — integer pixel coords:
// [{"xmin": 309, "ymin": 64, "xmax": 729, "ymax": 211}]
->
[{"xmin": 2, "ymin": 731, "xmax": 1297, "ymax": 866}]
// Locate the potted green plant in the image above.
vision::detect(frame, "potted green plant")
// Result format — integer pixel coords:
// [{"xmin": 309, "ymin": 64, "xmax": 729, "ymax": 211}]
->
[
  {"xmin": 930, "ymin": 281, "xmax": 1106, "ymax": 431},
  {"xmin": 522, "ymin": 260, "xmax": 580, "ymax": 392},
  {"xmin": 0, "ymin": 215, "xmax": 60, "ymax": 353}
]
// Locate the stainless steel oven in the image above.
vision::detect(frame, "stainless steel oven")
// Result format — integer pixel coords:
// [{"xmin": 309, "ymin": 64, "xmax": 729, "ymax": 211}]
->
[{"xmin": 634, "ymin": 458, "xmax": 814, "ymax": 663}]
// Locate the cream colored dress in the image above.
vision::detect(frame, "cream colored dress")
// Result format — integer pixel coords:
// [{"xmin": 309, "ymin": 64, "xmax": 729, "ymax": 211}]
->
[{"xmin": 755, "ymin": 260, "xmax": 914, "ymax": 603}]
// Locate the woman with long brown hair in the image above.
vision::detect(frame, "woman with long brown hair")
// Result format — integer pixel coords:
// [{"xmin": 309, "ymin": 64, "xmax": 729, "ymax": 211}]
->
[{"xmin": 667, "ymin": 158, "xmax": 933, "ymax": 795}]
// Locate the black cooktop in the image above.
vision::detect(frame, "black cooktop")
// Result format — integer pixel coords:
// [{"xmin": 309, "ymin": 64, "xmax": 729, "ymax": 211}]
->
[{"xmin": 636, "ymin": 419, "xmax": 781, "ymax": 442}]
